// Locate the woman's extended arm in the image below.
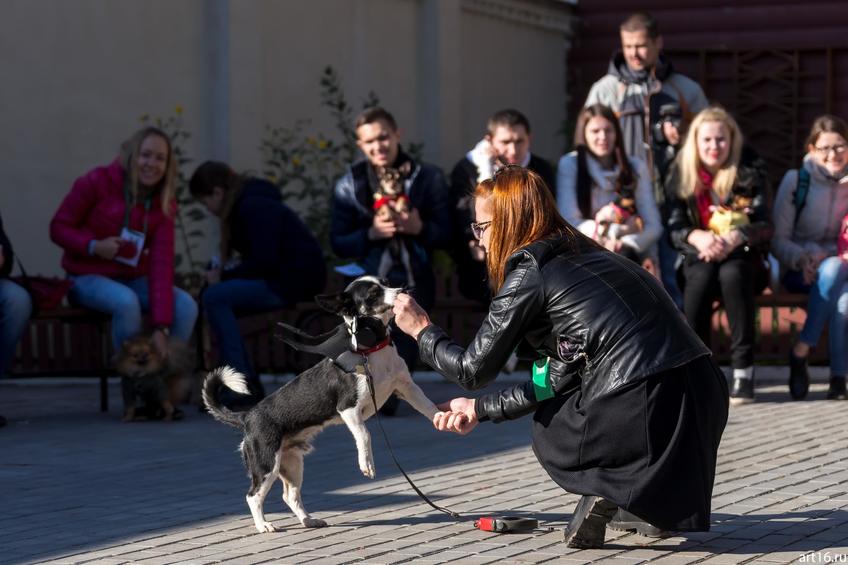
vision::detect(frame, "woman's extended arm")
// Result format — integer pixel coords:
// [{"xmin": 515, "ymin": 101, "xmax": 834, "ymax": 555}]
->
[{"xmin": 400, "ymin": 251, "xmax": 545, "ymax": 391}]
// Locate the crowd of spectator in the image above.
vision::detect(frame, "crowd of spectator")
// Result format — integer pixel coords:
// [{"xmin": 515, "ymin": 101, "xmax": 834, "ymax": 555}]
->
[{"xmin": 2, "ymin": 10, "xmax": 847, "ymax": 428}]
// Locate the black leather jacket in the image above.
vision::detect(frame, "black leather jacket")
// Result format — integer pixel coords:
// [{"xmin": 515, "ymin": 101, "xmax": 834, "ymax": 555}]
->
[
  {"xmin": 418, "ymin": 235, "xmax": 710, "ymax": 423},
  {"xmin": 665, "ymin": 146, "xmax": 773, "ymax": 258}
]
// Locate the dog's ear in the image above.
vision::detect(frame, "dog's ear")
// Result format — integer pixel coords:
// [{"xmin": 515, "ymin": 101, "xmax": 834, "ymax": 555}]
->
[{"xmin": 315, "ymin": 292, "xmax": 355, "ymax": 316}]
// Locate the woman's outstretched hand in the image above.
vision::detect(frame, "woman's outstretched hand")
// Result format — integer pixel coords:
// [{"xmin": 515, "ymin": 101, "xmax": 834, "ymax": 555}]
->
[
  {"xmin": 433, "ymin": 397, "xmax": 478, "ymax": 435},
  {"xmin": 392, "ymin": 293, "xmax": 431, "ymax": 338}
]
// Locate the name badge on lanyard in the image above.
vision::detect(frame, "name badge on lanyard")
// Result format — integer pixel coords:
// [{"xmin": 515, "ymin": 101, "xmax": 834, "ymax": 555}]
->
[
  {"xmin": 114, "ymin": 185, "xmax": 150, "ymax": 268},
  {"xmin": 532, "ymin": 357, "xmax": 554, "ymax": 401}
]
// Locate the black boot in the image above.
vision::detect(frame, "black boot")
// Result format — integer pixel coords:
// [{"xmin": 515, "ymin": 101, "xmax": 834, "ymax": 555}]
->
[
  {"xmin": 563, "ymin": 496, "xmax": 617, "ymax": 549},
  {"xmin": 827, "ymin": 375, "xmax": 847, "ymax": 400},
  {"xmin": 789, "ymin": 352, "xmax": 810, "ymax": 400},
  {"xmin": 608, "ymin": 509, "xmax": 674, "ymax": 538},
  {"xmin": 729, "ymin": 376, "xmax": 754, "ymax": 406}
]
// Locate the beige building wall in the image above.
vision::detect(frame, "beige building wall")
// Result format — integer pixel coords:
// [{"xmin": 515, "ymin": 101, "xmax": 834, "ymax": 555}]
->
[{"xmin": 0, "ymin": 0, "xmax": 573, "ymax": 276}]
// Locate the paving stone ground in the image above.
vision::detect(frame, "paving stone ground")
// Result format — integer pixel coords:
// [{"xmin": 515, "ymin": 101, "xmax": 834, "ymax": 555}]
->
[{"xmin": 1, "ymin": 367, "xmax": 846, "ymax": 565}]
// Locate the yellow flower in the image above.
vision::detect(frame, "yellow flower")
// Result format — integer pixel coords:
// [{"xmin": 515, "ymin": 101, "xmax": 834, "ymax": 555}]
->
[
  {"xmin": 317, "ymin": 139, "xmax": 329, "ymax": 150},
  {"xmin": 306, "ymin": 137, "xmax": 316, "ymax": 146},
  {"xmin": 175, "ymin": 105, "xmax": 183, "ymax": 115},
  {"xmin": 292, "ymin": 157, "xmax": 302, "ymax": 167}
]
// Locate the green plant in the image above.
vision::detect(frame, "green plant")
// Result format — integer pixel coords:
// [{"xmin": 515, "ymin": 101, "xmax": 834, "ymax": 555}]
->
[
  {"xmin": 261, "ymin": 66, "xmax": 424, "ymax": 264},
  {"xmin": 140, "ymin": 107, "xmax": 207, "ymax": 276}
]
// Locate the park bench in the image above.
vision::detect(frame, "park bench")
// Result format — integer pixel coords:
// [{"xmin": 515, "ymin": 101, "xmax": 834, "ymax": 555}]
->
[
  {"xmin": 9, "ymin": 279, "xmax": 826, "ymax": 413},
  {"xmin": 10, "ymin": 307, "xmax": 112, "ymax": 411},
  {"xmin": 236, "ymin": 278, "xmax": 827, "ymax": 374}
]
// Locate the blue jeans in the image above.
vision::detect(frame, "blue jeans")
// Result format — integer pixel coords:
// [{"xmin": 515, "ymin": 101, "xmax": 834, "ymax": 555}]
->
[
  {"xmin": 68, "ymin": 275, "xmax": 198, "ymax": 350},
  {"xmin": 658, "ymin": 231, "xmax": 684, "ymax": 310},
  {"xmin": 201, "ymin": 279, "xmax": 285, "ymax": 385},
  {"xmin": 0, "ymin": 278, "xmax": 33, "ymax": 374},
  {"xmin": 784, "ymin": 256, "xmax": 848, "ymax": 375}
]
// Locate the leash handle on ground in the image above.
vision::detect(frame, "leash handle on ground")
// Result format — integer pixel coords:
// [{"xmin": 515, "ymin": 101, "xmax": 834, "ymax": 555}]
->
[
  {"xmin": 361, "ymin": 360, "xmax": 551, "ymax": 532},
  {"xmin": 475, "ymin": 516, "xmax": 553, "ymax": 533}
]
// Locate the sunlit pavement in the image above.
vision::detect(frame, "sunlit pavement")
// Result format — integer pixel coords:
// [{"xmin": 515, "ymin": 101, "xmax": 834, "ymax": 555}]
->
[{"xmin": 1, "ymin": 367, "xmax": 846, "ymax": 564}]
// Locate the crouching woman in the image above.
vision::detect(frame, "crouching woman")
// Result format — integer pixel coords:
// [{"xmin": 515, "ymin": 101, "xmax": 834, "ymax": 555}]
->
[{"xmin": 393, "ymin": 166, "xmax": 728, "ymax": 548}]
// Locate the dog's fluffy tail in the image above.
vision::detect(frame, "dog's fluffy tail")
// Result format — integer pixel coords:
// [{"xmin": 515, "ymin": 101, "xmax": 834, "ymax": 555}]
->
[{"xmin": 202, "ymin": 366, "xmax": 250, "ymax": 429}]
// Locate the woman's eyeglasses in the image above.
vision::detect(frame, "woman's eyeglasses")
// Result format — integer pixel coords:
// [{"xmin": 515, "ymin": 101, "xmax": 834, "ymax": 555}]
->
[
  {"xmin": 813, "ymin": 144, "xmax": 847, "ymax": 156},
  {"xmin": 470, "ymin": 221, "xmax": 492, "ymax": 240}
]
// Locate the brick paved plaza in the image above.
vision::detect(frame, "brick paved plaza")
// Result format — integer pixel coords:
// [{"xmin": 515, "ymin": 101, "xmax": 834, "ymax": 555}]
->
[{"xmin": 1, "ymin": 369, "xmax": 846, "ymax": 564}]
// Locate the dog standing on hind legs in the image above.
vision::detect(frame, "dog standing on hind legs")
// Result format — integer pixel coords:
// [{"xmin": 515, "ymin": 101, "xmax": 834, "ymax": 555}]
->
[{"xmin": 202, "ymin": 276, "xmax": 442, "ymax": 533}]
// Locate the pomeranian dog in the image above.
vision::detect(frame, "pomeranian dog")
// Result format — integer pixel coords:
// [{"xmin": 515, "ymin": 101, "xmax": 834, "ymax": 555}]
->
[{"xmin": 114, "ymin": 335, "xmax": 193, "ymax": 422}]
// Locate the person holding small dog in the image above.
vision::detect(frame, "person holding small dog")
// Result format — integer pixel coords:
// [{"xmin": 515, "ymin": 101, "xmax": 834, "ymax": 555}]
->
[
  {"xmin": 665, "ymin": 106, "xmax": 772, "ymax": 406},
  {"xmin": 190, "ymin": 161, "xmax": 327, "ymax": 407},
  {"xmin": 393, "ymin": 166, "xmax": 728, "ymax": 548},
  {"xmin": 557, "ymin": 104, "xmax": 662, "ymax": 270},
  {"xmin": 330, "ymin": 106, "xmax": 451, "ymax": 414},
  {"xmin": 449, "ymin": 109, "xmax": 556, "ymax": 302},
  {"xmin": 771, "ymin": 114, "xmax": 848, "ymax": 401},
  {"xmin": 50, "ymin": 127, "xmax": 198, "ymax": 365}
]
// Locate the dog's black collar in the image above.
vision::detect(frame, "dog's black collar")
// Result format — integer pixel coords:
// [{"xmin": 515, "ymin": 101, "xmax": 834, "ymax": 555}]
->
[{"xmin": 276, "ymin": 316, "xmax": 390, "ymax": 373}]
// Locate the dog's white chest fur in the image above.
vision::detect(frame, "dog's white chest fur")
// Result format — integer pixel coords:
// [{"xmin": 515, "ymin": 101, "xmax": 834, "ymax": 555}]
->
[{"xmin": 353, "ymin": 345, "xmax": 418, "ymax": 419}]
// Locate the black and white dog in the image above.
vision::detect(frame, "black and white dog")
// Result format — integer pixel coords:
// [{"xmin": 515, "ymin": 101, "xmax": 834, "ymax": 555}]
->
[{"xmin": 202, "ymin": 276, "xmax": 439, "ymax": 533}]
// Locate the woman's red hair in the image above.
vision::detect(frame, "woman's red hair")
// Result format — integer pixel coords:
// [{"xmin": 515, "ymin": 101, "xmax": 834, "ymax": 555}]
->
[{"xmin": 475, "ymin": 166, "xmax": 579, "ymax": 290}]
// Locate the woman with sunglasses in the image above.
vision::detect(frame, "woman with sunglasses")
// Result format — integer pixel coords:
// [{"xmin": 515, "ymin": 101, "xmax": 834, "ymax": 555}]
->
[
  {"xmin": 393, "ymin": 166, "xmax": 728, "ymax": 548},
  {"xmin": 772, "ymin": 114, "xmax": 848, "ymax": 401}
]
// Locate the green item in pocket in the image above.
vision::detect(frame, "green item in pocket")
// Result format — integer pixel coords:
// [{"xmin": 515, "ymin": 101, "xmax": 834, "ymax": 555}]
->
[{"xmin": 532, "ymin": 357, "xmax": 554, "ymax": 401}]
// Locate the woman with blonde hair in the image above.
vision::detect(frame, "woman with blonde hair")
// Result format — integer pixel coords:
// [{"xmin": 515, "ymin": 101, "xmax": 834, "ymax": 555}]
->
[
  {"xmin": 666, "ymin": 106, "xmax": 772, "ymax": 405},
  {"xmin": 50, "ymin": 127, "xmax": 198, "ymax": 371},
  {"xmin": 393, "ymin": 166, "xmax": 727, "ymax": 548}
]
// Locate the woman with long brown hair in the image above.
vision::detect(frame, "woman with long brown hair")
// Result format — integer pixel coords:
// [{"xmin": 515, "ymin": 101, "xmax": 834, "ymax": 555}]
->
[
  {"xmin": 393, "ymin": 166, "xmax": 728, "ymax": 548},
  {"xmin": 557, "ymin": 104, "xmax": 662, "ymax": 268}
]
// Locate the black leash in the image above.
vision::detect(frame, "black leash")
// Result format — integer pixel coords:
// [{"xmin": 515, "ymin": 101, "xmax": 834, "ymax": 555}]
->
[
  {"xmin": 277, "ymin": 316, "xmax": 546, "ymax": 531},
  {"xmin": 362, "ymin": 360, "xmax": 469, "ymax": 521}
]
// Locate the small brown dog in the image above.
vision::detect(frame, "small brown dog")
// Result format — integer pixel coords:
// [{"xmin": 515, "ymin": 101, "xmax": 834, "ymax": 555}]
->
[
  {"xmin": 113, "ymin": 335, "xmax": 193, "ymax": 422},
  {"xmin": 373, "ymin": 163, "xmax": 415, "ymax": 286}
]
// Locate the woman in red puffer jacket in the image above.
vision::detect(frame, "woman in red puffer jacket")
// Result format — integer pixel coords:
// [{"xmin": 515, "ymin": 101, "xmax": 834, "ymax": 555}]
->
[{"xmin": 50, "ymin": 127, "xmax": 198, "ymax": 361}]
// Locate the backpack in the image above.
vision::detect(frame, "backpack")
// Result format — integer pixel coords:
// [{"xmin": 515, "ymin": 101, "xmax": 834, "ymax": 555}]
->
[{"xmin": 793, "ymin": 168, "xmax": 811, "ymax": 229}]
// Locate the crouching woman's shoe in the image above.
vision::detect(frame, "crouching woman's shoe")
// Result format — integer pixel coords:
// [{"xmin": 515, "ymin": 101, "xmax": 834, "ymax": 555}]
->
[
  {"xmin": 563, "ymin": 495, "xmax": 617, "ymax": 549},
  {"xmin": 608, "ymin": 509, "xmax": 675, "ymax": 538}
]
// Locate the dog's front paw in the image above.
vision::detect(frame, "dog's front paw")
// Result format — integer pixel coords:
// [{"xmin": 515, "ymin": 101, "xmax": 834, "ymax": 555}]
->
[
  {"xmin": 360, "ymin": 460, "xmax": 376, "ymax": 479},
  {"xmin": 303, "ymin": 517, "xmax": 327, "ymax": 528},
  {"xmin": 255, "ymin": 521, "xmax": 280, "ymax": 533}
]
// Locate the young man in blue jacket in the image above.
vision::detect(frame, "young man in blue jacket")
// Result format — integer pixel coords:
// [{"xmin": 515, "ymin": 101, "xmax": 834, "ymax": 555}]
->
[{"xmin": 330, "ymin": 107, "xmax": 451, "ymax": 413}]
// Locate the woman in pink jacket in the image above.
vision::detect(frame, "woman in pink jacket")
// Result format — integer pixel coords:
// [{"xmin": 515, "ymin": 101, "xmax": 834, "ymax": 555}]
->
[{"xmin": 50, "ymin": 127, "xmax": 198, "ymax": 360}]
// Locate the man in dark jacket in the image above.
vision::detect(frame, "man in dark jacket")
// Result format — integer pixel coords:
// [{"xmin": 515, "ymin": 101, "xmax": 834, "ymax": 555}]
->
[
  {"xmin": 191, "ymin": 162, "xmax": 327, "ymax": 408},
  {"xmin": 449, "ymin": 109, "xmax": 555, "ymax": 302},
  {"xmin": 330, "ymin": 107, "xmax": 451, "ymax": 413},
  {"xmin": 0, "ymin": 212, "xmax": 33, "ymax": 427}
]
